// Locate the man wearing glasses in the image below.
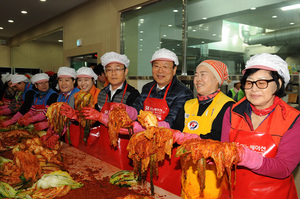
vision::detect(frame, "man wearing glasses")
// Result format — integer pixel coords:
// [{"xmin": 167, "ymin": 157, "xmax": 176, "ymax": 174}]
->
[{"xmin": 79, "ymin": 51, "xmax": 140, "ymax": 169}]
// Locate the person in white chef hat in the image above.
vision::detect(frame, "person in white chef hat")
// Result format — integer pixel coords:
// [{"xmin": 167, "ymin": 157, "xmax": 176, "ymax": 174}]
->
[
  {"xmin": 41, "ymin": 67, "xmax": 80, "ymax": 148},
  {"xmin": 17, "ymin": 73, "xmax": 58, "ymax": 129},
  {"xmin": 0, "ymin": 74, "xmax": 37, "ymax": 127},
  {"xmin": 0, "ymin": 73, "xmax": 15, "ymax": 104},
  {"xmin": 76, "ymin": 51, "xmax": 140, "ymax": 169},
  {"xmin": 58, "ymin": 66, "xmax": 101, "ymax": 149},
  {"xmin": 221, "ymin": 53, "xmax": 300, "ymax": 198}
]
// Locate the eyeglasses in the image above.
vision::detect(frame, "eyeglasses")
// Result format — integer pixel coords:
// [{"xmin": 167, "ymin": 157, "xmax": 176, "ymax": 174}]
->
[
  {"xmin": 105, "ymin": 67, "xmax": 125, "ymax": 73},
  {"xmin": 244, "ymin": 79, "xmax": 275, "ymax": 89},
  {"xmin": 152, "ymin": 65, "xmax": 173, "ymax": 72}
]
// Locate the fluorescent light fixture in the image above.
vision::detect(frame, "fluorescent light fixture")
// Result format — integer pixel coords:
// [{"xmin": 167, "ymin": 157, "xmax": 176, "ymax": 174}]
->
[
  {"xmin": 281, "ymin": 4, "xmax": 300, "ymax": 11},
  {"xmin": 202, "ymin": 17, "xmax": 207, "ymax": 20},
  {"xmin": 40, "ymin": 0, "xmax": 46, "ymax": 2},
  {"xmin": 21, "ymin": 10, "xmax": 27, "ymax": 14},
  {"xmin": 135, "ymin": 6, "xmax": 142, "ymax": 10},
  {"xmin": 58, "ymin": 40, "xmax": 63, "ymax": 43},
  {"xmin": 0, "ymin": 27, "xmax": 3, "ymax": 30},
  {"xmin": 173, "ymin": 9, "xmax": 179, "ymax": 13},
  {"xmin": 8, "ymin": 20, "xmax": 14, "ymax": 23},
  {"xmin": 290, "ymin": 22, "xmax": 295, "ymax": 25},
  {"xmin": 272, "ymin": 15, "xmax": 277, "ymax": 18},
  {"xmin": 168, "ymin": 24, "xmax": 172, "ymax": 27},
  {"xmin": 250, "ymin": 7, "xmax": 256, "ymax": 10}
]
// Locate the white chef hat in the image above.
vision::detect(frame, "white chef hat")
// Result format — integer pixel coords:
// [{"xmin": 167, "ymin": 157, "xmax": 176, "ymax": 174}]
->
[
  {"xmin": 76, "ymin": 67, "xmax": 98, "ymax": 84},
  {"xmin": 100, "ymin": 52, "xmax": 130, "ymax": 69},
  {"xmin": 1, "ymin": 73, "xmax": 12, "ymax": 84},
  {"xmin": 57, "ymin": 66, "xmax": 77, "ymax": 78},
  {"xmin": 150, "ymin": 48, "xmax": 179, "ymax": 66},
  {"xmin": 11, "ymin": 74, "xmax": 29, "ymax": 87},
  {"xmin": 243, "ymin": 53, "xmax": 290, "ymax": 88},
  {"xmin": 31, "ymin": 73, "xmax": 50, "ymax": 84}
]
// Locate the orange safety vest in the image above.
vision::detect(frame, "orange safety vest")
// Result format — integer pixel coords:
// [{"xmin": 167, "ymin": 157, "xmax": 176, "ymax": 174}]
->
[{"xmin": 225, "ymin": 98, "xmax": 299, "ymax": 199}]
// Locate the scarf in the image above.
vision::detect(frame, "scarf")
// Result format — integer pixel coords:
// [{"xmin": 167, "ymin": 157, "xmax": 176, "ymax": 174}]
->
[
  {"xmin": 250, "ymin": 96, "xmax": 287, "ymax": 119},
  {"xmin": 197, "ymin": 89, "xmax": 220, "ymax": 105}
]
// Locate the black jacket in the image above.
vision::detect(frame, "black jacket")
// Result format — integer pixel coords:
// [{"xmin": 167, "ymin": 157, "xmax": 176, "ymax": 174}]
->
[
  {"xmin": 96, "ymin": 80, "xmax": 140, "ymax": 111},
  {"xmin": 132, "ymin": 75, "xmax": 193, "ymax": 128}
]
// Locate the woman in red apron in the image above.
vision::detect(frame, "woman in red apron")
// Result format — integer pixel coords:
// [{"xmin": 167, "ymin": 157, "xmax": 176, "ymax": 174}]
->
[
  {"xmin": 60, "ymin": 67, "xmax": 100, "ymax": 149},
  {"xmin": 40, "ymin": 67, "xmax": 80, "ymax": 148},
  {"xmin": 80, "ymin": 52, "xmax": 140, "ymax": 169},
  {"xmin": 221, "ymin": 53, "xmax": 300, "ymax": 199},
  {"xmin": 18, "ymin": 73, "xmax": 58, "ymax": 128}
]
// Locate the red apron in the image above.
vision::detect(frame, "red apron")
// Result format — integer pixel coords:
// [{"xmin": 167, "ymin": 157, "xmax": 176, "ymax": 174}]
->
[
  {"xmin": 66, "ymin": 87, "xmax": 100, "ymax": 149},
  {"xmin": 144, "ymin": 82, "xmax": 182, "ymax": 196},
  {"xmin": 226, "ymin": 113, "xmax": 298, "ymax": 199},
  {"xmin": 78, "ymin": 84, "xmax": 133, "ymax": 170}
]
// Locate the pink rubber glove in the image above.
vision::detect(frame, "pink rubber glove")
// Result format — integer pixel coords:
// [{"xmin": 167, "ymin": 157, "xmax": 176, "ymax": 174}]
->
[
  {"xmin": 1, "ymin": 112, "xmax": 23, "ymax": 127},
  {"xmin": 59, "ymin": 103, "xmax": 77, "ymax": 120},
  {"xmin": 238, "ymin": 146, "xmax": 263, "ymax": 170},
  {"xmin": 125, "ymin": 105, "xmax": 138, "ymax": 121},
  {"xmin": 19, "ymin": 112, "xmax": 46, "ymax": 126},
  {"xmin": 30, "ymin": 113, "xmax": 47, "ymax": 123},
  {"xmin": 0, "ymin": 105, "xmax": 8, "ymax": 110},
  {"xmin": 158, "ymin": 121, "xmax": 170, "ymax": 128},
  {"xmin": 18, "ymin": 110, "xmax": 35, "ymax": 126},
  {"xmin": 34, "ymin": 121, "xmax": 49, "ymax": 131},
  {"xmin": 172, "ymin": 130, "xmax": 200, "ymax": 145},
  {"xmin": 46, "ymin": 134, "xmax": 59, "ymax": 149},
  {"xmin": 119, "ymin": 121, "xmax": 145, "ymax": 135},
  {"xmin": 81, "ymin": 107, "xmax": 108, "ymax": 125},
  {"xmin": 0, "ymin": 107, "xmax": 13, "ymax": 116}
]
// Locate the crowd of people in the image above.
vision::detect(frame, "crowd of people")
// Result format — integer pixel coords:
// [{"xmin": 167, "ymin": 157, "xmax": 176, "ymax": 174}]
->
[{"xmin": 0, "ymin": 50, "xmax": 300, "ymax": 199}]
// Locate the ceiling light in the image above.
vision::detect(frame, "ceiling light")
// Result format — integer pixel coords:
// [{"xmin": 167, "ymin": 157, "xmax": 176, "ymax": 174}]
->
[
  {"xmin": 202, "ymin": 17, "xmax": 207, "ymax": 20},
  {"xmin": 40, "ymin": 0, "xmax": 46, "ymax": 2},
  {"xmin": 281, "ymin": 4, "xmax": 300, "ymax": 11},
  {"xmin": 140, "ymin": 30, "xmax": 143, "ymax": 33},
  {"xmin": 272, "ymin": 15, "xmax": 277, "ymax": 18},
  {"xmin": 58, "ymin": 40, "xmax": 63, "ymax": 42},
  {"xmin": 250, "ymin": 7, "xmax": 256, "ymax": 10},
  {"xmin": 163, "ymin": 34, "xmax": 166, "ymax": 37},
  {"xmin": 173, "ymin": 9, "xmax": 179, "ymax": 13},
  {"xmin": 140, "ymin": 39, "xmax": 143, "ymax": 41},
  {"xmin": 290, "ymin": 22, "xmax": 295, "ymax": 25},
  {"xmin": 21, "ymin": 10, "xmax": 27, "ymax": 14},
  {"xmin": 212, "ymin": 33, "xmax": 216, "ymax": 36},
  {"xmin": 168, "ymin": 24, "xmax": 172, "ymax": 27},
  {"xmin": 135, "ymin": 6, "xmax": 142, "ymax": 10},
  {"xmin": 192, "ymin": 29, "xmax": 196, "ymax": 32},
  {"xmin": 0, "ymin": 27, "xmax": 3, "ymax": 30},
  {"xmin": 8, "ymin": 20, "xmax": 14, "ymax": 23}
]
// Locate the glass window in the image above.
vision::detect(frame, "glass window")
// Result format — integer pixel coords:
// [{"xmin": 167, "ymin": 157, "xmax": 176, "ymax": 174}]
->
[{"xmin": 121, "ymin": 0, "xmax": 300, "ymax": 76}]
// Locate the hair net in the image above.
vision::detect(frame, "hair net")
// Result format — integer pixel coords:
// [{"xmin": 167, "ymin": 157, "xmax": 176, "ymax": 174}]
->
[
  {"xmin": 11, "ymin": 75, "xmax": 29, "ymax": 86},
  {"xmin": 76, "ymin": 67, "xmax": 98, "ymax": 84},
  {"xmin": 100, "ymin": 52, "xmax": 130, "ymax": 69},
  {"xmin": 31, "ymin": 73, "xmax": 49, "ymax": 84},
  {"xmin": 1, "ymin": 73, "xmax": 12, "ymax": 84},
  {"xmin": 150, "ymin": 48, "xmax": 179, "ymax": 66},
  {"xmin": 243, "ymin": 53, "xmax": 290, "ymax": 88},
  {"xmin": 57, "ymin": 67, "xmax": 77, "ymax": 78}
]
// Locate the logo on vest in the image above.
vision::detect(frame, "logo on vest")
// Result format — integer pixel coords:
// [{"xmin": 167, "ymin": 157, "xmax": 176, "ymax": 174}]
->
[{"xmin": 188, "ymin": 120, "xmax": 199, "ymax": 130}]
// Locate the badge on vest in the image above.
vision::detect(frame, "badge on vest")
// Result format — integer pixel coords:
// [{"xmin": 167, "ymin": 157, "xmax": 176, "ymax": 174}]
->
[{"xmin": 188, "ymin": 120, "xmax": 199, "ymax": 130}]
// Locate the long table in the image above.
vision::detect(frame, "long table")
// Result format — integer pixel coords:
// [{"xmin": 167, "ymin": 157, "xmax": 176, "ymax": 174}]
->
[{"xmin": 61, "ymin": 143, "xmax": 182, "ymax": 198}]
